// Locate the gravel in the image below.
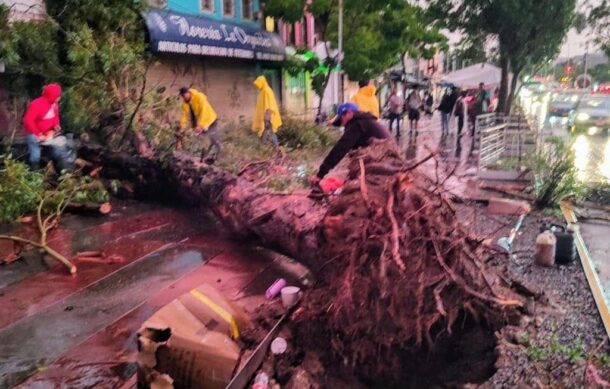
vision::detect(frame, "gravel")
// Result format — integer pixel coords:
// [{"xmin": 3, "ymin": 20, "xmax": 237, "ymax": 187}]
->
[{"xmin": 458, "ymin": 204, "xmax": 610, "ymax": 388}]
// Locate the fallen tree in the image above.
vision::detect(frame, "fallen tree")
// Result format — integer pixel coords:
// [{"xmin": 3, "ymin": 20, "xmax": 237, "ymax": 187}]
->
[{"xmin": 79, "ymin": 140, "xmax": 523, "ymax": 382}]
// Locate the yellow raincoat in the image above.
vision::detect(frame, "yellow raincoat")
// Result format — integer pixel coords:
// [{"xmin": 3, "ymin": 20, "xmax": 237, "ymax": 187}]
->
[
  {"xmin": 252, "ymin": 75, "xmax": 282, "ymax": 137},
  {"xmin": 179, "ymin": 88, "xmax": 217, "ymax": 130},
  {"xmin": 351, "ymin": 84, "xmax": 380, "ymax": 118}
]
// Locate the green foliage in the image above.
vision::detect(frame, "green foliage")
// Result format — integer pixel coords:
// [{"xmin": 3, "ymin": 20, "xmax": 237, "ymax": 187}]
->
[
  {"xmin": 580, "ymin": 182, "xmax": 610, "ymax": 205},
  {"xmin": 0, "ymin": 1, "xmax": 149, "ymax": 148},
  {"xmin": 430, "ymin": 0, "xmax": 576, "ymax": 112},
  {"xmin": 0, "ymin": 8, "xmax": 62, "ymax": 96},
  {"xmin": 530, "ymin": 136, "xmax": 582, "ymax": 209},
  {"xmin": 588, "ymin": 0, "xmax": 610, "ymax": 57},
  {"xmin": 0, "ymin": 156, "xmax": 110, "ymax": 223},
  {"xmin": 0, "ymin": 156, "xmax": 45, "ymax": 223},
  {"xmin": 266, "ymin": 0, "xmax": 447, "ymax": 81},
  {"xmin": 277, "ymin": 117, "xmax": 335, "ymax": 150}
]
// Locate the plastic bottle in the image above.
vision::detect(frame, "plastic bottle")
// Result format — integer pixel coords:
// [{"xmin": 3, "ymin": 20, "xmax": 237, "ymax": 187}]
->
[
  {"xmin": 535, "ymin": 231, "xmax": 556, "ymax": 267},
  {"xmin": 265, "ymin": 278, "xmax": 286, "ymax": 300}
]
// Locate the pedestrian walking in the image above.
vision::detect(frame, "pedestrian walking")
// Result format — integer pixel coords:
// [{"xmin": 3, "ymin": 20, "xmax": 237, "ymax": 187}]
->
[
  {"xmin": 438, "ymin": 90, "xmax": 453, "ymax": 136},
  {"xmin": 406, "ymin": 90, "xmax": 422, "ymax": 133},
  {"xmin": 23, "ymin": 83, "xmax": 71, "ymax": 171},
  {"xmin": 253, "ymin": 75, "xmax": 282, "ymax": 151},
  {"xmin": 178, "ymin": 86, "xmax": 221, "ymax": 164},
  {"xmin": 351, "ymin": 79, "xmax": 380, "ymax": 119},
  {"xmin": 386, "ymin": 87, "xmax": 403, "ymax": 139},
  {"xmin": 424, "ymin": 91, "xmax": 434, "ymax": 118},
  {"xmin": 453, "ymin": 90, "xmax": 468, "ymax": 157}
]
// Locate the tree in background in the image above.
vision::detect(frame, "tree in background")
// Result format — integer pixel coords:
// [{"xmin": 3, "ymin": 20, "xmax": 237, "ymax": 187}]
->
[
  {"xmin": 0, "ymin": 1, "xmax": 155, "ymax": 151},
  {"xmin": 588, "ymin": 0, "xmax": 610, "ymax": 57},
  {"xmin": 265, "ymin": 0, "xmax": 446, "ymax": 115},
  {"xmin": 430, "ymin": 0, "xmax": 576, "ymax": 114}
]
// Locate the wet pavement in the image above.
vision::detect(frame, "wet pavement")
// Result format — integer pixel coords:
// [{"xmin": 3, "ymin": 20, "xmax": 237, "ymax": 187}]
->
[{"xmin": 0, "ymin": 201, "xmax": 304, "ymax": 388}]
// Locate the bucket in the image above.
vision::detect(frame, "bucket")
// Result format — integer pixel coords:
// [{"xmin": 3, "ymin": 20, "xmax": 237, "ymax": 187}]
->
[
  {"xmin": 535, "ymin": 231, "xmax": 556, "ymax": 267},
  {"xmin": 552, "ymin": 224, "xmax": 577, "ymax": 264},
  {"xmin": 280, "ymin": 286, "xmax": 302, "ymax": 309}
]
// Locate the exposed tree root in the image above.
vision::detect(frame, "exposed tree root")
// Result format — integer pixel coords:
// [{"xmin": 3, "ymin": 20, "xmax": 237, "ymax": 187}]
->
[{"xmin": 79, "ymin": 139, "xmax": 524, "ymax": 381}]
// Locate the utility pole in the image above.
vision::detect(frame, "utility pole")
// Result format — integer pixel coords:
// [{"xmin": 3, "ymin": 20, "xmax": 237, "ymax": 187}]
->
[
  {"xmin": 584, "ymin": 42, "xmax": 589, "ymax": 89},
  {"xmin": 337, "ymin": 0, "xmax": 344, "ymax": 102}
]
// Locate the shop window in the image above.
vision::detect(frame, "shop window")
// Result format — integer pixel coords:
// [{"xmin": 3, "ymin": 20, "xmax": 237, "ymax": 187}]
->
[
  {"xmin": 242, "ymin": 0, "xmax": 253, "ymax": 20},
  {"xmin": 201, "ymin": 0, "xmax": 214, "ymax": 12},
  {"xmin": 223, "ymin": 0, "xmax": 234, "ymax": 17}
]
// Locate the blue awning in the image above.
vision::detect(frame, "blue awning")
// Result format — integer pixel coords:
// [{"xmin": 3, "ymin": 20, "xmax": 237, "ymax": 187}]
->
[{"xmin": 143, "ymin": 9, "xmax": 286, "ymax": 62}]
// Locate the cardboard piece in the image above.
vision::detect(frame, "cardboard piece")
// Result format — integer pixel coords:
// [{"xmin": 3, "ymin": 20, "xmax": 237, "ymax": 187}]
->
[
  {"xmin": 137, "ymin": 284, "xmax": 251, "ymax": 389},
  {"xmin": 178, "ymin": 284, "xmax": 251, "ymax": 340}
]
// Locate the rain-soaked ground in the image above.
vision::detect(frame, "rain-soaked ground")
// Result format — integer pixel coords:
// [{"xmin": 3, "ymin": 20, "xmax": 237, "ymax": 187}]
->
[{"xmin": 0, "ymin": 201, "xmax": 304, "ymax": 388}]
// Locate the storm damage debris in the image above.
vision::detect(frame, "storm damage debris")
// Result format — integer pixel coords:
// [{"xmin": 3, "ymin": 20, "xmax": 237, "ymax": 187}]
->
[
  {"xmin": 82, "ymin": 140, "xmax": 526, "ymax": 383},
  {"xmin": 137, "ymin": 284, "xmax": 251, "ymax": 389},
  {"xmin": 295, "ymin": 140, "xmax": 523, "ymax": 380}
]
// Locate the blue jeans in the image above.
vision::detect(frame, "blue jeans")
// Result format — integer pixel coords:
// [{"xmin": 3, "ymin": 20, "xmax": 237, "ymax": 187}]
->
[
  {"xmin": 441, "ymin": 113, "xmax": 450, "ymax": 134},
  {"xmin": 26, "ymin": 134, "xmax": 42, "ymax": 169},
  {"xmin": 26, "ymin": 134, "xmax": 70, "ymax": 170}
]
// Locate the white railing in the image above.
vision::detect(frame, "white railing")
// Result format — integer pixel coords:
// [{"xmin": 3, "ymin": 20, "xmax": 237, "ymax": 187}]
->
[{"xmin": 477, "ymin": 113, "xmax": 537, "ymax": 172}]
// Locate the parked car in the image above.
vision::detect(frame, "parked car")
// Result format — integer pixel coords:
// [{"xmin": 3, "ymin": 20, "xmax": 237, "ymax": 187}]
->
[{"xmin": 569, "ymin": 94, "xmax": 610, "ymax": 135}]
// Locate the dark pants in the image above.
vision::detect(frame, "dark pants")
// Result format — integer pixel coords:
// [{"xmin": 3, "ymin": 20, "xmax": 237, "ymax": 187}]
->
[
  {"xmin": 388, "ymin": 112, "xmax": 401, "ymax": 137},
  {"xmin": 199, "ymin": 121, "xmax": 222, "ymax": 161},
  {"xmin": 457, "ymin": 115, "xmax": 464, "ymax": 136},
  {"xmin": 262, "ymin": 120, "xmax": 279, "ymax": 148}
]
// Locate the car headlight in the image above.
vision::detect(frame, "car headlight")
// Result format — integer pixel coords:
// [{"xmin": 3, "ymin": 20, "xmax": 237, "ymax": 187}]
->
[
  {"xmin": 571, "ymin": 95, "xmax": 579, "ymax": 102},
  {"xmin": 577, "ymin": 113, "xmax": 590, "ymax": 122}
]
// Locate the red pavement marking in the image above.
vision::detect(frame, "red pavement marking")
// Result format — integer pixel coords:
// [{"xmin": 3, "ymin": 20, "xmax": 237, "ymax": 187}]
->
[
  {"xmin": 0, "ymin": 209, "xmax": 185, "ymax": 258},
  {"xmin": 18, "ymin": 239, "xmax": 275, "ymax": 389},
  {"xmin": 0, "ymin": 210, "xmax": 198, "ymax": 330}
]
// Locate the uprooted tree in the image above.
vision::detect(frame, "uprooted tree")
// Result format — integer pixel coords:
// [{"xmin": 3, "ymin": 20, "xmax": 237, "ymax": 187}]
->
[{"xmin": 80, "ymin": 139, "xmax": 524, "ymax": 381}]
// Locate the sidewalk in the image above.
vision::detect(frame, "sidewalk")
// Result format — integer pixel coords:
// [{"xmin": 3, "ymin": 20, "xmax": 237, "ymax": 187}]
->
[{"xmin": 0, "ymin": 201, "xmax": 305, "ymax": 388}]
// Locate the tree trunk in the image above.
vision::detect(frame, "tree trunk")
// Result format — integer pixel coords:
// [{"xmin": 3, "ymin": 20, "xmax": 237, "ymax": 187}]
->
[
  {"xmin": 78, "ymin": 141, "xmax": 523, "ymax": 379},
  {"xmin": 505, "ymin": 67, "xmax": 522, "ymax": 115},
  {"xmin": 497, "ymin": 55, "xmax": 510, "ymax": 114}
]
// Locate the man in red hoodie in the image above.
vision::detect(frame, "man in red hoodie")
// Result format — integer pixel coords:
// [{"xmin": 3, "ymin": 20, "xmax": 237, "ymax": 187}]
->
[{"xmin": 23, "ymin": 83, "xmax": 64, "ymax": 169}]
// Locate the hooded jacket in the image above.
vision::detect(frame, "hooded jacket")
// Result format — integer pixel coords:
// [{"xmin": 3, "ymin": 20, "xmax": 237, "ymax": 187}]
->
[
  {"xmin": 351, "ymin": 84, "xmax": 380, "ymax": 119},
  {"xmin": 180, "ymin": 88, "xmax": 218, "ymax": 131},
  {"xmin": 253, "ymin": 75, "xmax": 282, "ymax": 137},
  {"xmin": 23, "ymin": 84, "xmax": 62, "ymax": 137},
  {"xmin": 316, "ymin": 111, "xmax": 391, "ymax": 179}
]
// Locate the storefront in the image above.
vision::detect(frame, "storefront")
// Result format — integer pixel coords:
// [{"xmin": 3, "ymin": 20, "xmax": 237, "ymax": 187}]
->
[{"xmin": 142, "ymin": 9, "xmax": 285, "ymax": 124}]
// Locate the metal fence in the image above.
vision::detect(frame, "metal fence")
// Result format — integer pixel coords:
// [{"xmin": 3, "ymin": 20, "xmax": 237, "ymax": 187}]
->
[{"xmin": 477, "ymin": 112, "xmax": 537, "ymax": 171}]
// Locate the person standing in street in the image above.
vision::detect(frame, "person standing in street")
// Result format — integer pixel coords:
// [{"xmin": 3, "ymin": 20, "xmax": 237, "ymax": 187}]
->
[
  {"xmin": 453, "ymin": 90, "xmax": 468, "ymax": 157},
  {"xmin": 437, "ymin": 89, "xmax": 453, "ymax": 136},
  {"xmin": 310, "ymin": 103, "xmax": 391, "ymax": 185},
  {"xmin": 253, "ymin": 75, "xmax": 282, "ymax": 150},
  {"xmin": 474, "ymin": 82, "xmax": 490, "ymax": 116},
  {"xmin": 23, "ymin": 83, "xmax": 68, "ymax": 170},
  {"xmin": 424, "ymin": 91, "xmax": 434, "ymax": 118},
  {"xmin": 406, "ymin": 90, "xmax": 422, "ymax": 133},
  {"xmin": 386, "ymin": 87, "xmax": 403, "ymax": 139},
  {"xmin": 179, "ymin": 86, "xmax": 221, "ymax": 164},
  {"xmin": 351, "ymin": 79, "xmax": 380, "ymax": 119}
]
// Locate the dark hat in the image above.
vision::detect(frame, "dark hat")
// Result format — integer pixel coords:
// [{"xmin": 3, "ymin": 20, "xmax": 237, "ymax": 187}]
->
[{"xmin": 179, "ymin": 87, "xmax": 189, "ymax": 95}]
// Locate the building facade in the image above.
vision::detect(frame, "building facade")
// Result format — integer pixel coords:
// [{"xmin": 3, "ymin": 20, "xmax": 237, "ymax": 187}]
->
[{"xmin": 143, "ymin": 0, "xmax": 286, "ymax": 124}]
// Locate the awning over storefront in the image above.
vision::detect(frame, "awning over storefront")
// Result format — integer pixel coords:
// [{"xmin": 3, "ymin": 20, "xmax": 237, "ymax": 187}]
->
[{"xmin": 143, "ymin": 9, "xmax": 286, "ymax": 62}]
